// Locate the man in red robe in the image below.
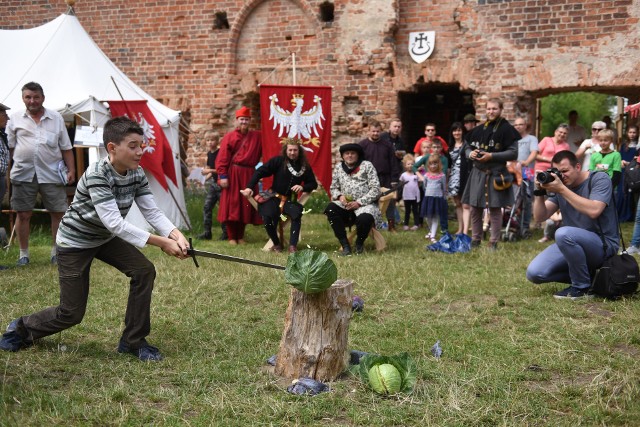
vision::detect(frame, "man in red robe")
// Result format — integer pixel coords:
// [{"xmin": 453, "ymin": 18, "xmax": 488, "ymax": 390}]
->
[{"xmin": 215, "ymin": 106, "xmax": 262, "ymax": 244}]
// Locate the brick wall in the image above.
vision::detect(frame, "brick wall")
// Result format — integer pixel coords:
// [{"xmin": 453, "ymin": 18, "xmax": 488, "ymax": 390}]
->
[{"xmin": 2, "ymin": 0, "xmax": 640, "ymax": 168}]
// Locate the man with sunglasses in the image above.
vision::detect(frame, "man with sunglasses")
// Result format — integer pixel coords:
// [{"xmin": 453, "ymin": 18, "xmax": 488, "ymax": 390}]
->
[{"xmin": 412, "ymin": 123, "xmax": 448, "ymax": 155}]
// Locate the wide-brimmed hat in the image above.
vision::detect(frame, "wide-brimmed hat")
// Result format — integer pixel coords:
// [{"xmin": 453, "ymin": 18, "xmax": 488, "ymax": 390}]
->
[
  {"xmin": 339, "ymin": 143, "xmax": 364, "ymax": 159},
  {"xmin": 463, "ymin": 113, "xmax": 478, "ymax": 123},
  {"xmin": 0, "ymin": 103, "xmax": 10, "ymax": 111}
]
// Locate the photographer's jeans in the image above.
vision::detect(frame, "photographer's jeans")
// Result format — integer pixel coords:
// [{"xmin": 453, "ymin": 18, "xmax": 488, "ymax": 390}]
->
[{"xmin": 526, "ymin": 226, "xmax": 611, "ymax": 289}]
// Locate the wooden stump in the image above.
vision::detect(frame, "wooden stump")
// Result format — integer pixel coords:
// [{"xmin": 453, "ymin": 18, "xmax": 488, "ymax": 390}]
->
[{"xmin": 274, "ymin": 279, "xmax": 354, "ymax": 381}]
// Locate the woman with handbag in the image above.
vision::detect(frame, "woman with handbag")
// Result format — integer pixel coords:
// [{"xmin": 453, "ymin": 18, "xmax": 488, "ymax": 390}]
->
[{"xmin": 240, "ymin": 140, "xmax": 317, "ymax": 253}]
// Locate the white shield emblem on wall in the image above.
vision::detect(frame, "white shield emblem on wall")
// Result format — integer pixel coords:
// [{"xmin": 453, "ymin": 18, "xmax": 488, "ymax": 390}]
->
[{"xmin": 409, "ymin": 31, "xmax": 435, "ymax": 64}]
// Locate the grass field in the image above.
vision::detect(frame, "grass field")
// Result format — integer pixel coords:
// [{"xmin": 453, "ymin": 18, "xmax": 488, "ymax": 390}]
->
[{"xmin": 1, "ymin": 190, "xmax": 639, "ymax": 426}]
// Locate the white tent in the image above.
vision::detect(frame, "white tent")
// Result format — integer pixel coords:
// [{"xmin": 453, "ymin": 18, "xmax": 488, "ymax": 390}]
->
[{"xmin": 0, "ymin": 10, "xmax": 190, "ymax": 231}]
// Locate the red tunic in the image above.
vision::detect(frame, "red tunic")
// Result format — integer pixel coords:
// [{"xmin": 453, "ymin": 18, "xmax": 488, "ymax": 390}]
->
[{"xmin": 216, "ymin": 128, "xmax": 263, "ymax": 225}]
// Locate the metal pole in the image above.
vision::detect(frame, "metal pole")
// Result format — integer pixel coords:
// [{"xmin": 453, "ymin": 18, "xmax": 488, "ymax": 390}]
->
[{"xmin": 292, "ymin": 52, "xmax": 296, "ymax": 86}]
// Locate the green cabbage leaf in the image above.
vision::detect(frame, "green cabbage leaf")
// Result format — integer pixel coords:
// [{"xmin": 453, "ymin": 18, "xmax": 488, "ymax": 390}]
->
[
  {"xmin": 285, "ymin": 249, "xmax": 338, "ymax": 294},
  {"xmin": 357, "ymin": 352, "xmax": 416, "ymax": 394}
]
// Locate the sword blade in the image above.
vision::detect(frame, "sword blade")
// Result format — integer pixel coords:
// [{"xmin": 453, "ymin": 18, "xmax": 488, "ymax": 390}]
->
[{"xmin": 187, "ymin": 248, "xmax": 286, "ymax": 270}]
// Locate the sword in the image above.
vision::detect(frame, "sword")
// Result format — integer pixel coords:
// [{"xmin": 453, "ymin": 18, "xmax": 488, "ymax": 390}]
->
[{"xmin": 187, "ymin": 239, "xmax": 286, "ymax": 270}]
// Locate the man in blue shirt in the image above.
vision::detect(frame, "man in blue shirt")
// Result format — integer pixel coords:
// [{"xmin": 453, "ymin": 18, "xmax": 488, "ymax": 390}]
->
[{"xmin": 527, "ymin": 150, "xmax": 619, "ymax": 299}]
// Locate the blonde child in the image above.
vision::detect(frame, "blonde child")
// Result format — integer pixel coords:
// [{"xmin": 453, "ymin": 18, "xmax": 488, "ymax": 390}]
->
[
  {"xmin": 415, "ymin": 140, "xmax": 432, "ymax": 165},
  {"xmin": 420, "ymin": 155, "xmax": 448, "ymax": 242},
  {"xmin": 399, "ymin": 154, "xmax": 422, "ymax": 230},
  {"xmin": 589, "ymin": 129, "xmax": 622, "ymax": 186}
]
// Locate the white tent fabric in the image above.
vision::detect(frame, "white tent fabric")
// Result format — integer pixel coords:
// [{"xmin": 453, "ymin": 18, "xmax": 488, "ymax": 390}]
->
[{"xmin": 0, "ymin": 12, "xmax": 190, "ymax": 231}]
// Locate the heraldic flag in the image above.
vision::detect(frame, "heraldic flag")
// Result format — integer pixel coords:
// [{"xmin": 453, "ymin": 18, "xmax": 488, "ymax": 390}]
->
[
  {"xmin": 259, "ymin": 85, "xmax": 332, "ymax": 194},
  {"xmin": 108, "ymin": 100, "xmax": 178, "ymax": 191}
]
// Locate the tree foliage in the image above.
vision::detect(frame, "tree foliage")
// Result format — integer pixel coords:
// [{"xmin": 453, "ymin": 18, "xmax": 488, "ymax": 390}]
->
[{"xmin": 539, "ymin": 92, "xmax": 616, "ymax": 138}]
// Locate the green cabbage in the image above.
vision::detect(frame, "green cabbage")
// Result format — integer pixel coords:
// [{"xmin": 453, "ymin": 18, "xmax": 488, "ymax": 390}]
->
[
  {"xmin": 285, "ymin": 249, "xmax": 338, "ymax": 294},
  {"xmin": 357, "ymin": 352, "xmax": 416, "ymax": 395},
  {"xmin": 368, "ymin": 363, "xmax": 402, "ymax": 394}
]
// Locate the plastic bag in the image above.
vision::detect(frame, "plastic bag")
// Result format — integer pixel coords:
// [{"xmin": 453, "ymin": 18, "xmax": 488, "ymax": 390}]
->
[
  {"xmin": 426, "ymin": 232, "xmax": 455, "ymax": 253},
  {"xmin": 352, "ymin": 295, "xmax": 364, "ymax": 312},
  {"xmin": 286, "ymin": 377, "xmax": 329, "ymax": 396},
  {"xmin": 451, "ymin": 233, "xmax": 472, "ymax": 253},
  {"xmin": 427, "ymin": 232, "xmax": 471, "ymax": 254}
]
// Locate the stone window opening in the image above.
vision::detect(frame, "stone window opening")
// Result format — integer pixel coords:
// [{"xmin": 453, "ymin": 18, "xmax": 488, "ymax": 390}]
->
[
  {"xmin": 213, "ymin": 11, "xmax": 229, "ymax": 30},
  {"xmin": 319, "ymin": 1, "xmax": 334, "ymax": 23}
]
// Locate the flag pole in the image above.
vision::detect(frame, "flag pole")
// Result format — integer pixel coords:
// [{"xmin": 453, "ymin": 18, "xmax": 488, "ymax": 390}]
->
[
  {"xmin": 109, "ymin": 76, "xmax": 193, "ymax": 232},
  {"xmin": 292, "ymin": 52, "xmax": 296, "ymax": 86}
]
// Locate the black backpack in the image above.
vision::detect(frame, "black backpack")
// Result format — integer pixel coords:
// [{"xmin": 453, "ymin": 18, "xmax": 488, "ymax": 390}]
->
[{"xmin": 624, "ymin": 158, "xmax": 640, "ymax": 193}]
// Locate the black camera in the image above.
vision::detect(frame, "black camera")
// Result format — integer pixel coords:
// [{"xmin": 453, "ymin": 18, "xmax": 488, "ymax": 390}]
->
[{"xmin": 536, "ymin": 167, "xmax": 563, "ymax": 184}]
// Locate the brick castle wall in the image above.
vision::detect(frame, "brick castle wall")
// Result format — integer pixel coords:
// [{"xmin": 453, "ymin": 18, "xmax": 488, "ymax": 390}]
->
[{"xmin": 2, "ymin": 0, "xmax": 639, "ymax": 169}]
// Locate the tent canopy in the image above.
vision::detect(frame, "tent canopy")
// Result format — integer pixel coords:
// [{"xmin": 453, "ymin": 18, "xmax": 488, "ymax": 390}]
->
[{"xmin": 0, "ymin": 11, "xmax": 190, "ymax": 231}]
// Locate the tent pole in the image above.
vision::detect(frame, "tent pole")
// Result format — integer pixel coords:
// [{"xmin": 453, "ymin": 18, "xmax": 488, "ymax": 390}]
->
[{"xmin": 167, "ymin": 185, "xmax": 193, "ymax": 232}]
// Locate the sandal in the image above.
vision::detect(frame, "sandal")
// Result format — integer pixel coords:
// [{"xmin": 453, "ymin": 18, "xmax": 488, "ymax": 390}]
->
[{"xmin": 430, "ymin": 237, "xmax": 437, "ymax": 244}]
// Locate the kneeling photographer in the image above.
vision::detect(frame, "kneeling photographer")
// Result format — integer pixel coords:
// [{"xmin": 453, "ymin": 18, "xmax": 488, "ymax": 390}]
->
[{"xmin": 526, "ymin": 150, "xmax": 619, "ymax": 300}]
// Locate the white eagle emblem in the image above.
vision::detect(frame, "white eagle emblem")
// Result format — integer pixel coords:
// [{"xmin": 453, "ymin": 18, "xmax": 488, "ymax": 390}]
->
[
  {"xmin": 269, "ymin": 93, "xmax": 325, "ymax": 151},
  {"xmin": 135, "ymin": 112, "xmax": 157, "ymax": 154}
]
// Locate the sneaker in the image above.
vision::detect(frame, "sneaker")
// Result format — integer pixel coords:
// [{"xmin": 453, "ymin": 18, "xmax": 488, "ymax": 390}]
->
[
  {"xmin": 625, "ymin": 245, "xmax": 640, "ymax": 255},
  {"xmin": 553, "ymin": 286, "xmax": 594, "ymax": 300},
  {"xmin": 403, "ymin": 225, "xmax": 409, "ymax": 231},
  {"xmin": 16, "ymin": 257, "xmax": 29, "ymax": 266},
  {"xmin": 355, "ymin": 243, "xmax": 364, "ymax": 255},
  {"xmin": 198, "ymin": 231, "xmax": 212, "ymax": 240},
  {"xmin": 288, "ymin": 245, "xmax": 297, "ymax": 253},
  {"xmin": 410, "ymin": 225, "xmax": 419, "ymax": 231},
  {"xmin": 0, "ymin": 322, "xmax": 31, "ymax": 352},
  {"xmin": 471, "ymin": 240, "xmax": 481, "ymax": 248},
  {"xmin": 272, "ymin": 244, "xmax": 283, "ymax": 253},
  {"xmin": 117, "ymin": 339, "xmax": 163, "ymax": 361},
  {"xmin": 488, "ymin": 242, "xmax": 498, "ymax": 251},
  {"xmin": 0, "ymin": 265, "xmax": 8, "ymax": 270},
  {"xmin": 51, "ymin": 255, "xmax": 58, "ymax": 265}
]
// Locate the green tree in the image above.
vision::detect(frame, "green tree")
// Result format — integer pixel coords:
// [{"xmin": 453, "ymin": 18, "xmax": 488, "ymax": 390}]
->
[{"xmin": 539, "ymin": 92, "xmax": 616, "ymax": 138}]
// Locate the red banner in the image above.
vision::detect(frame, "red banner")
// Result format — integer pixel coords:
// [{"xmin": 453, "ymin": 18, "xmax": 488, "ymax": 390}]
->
[
  {"xmin": 259, "ymin": 85, "xmax": 332, "ymax": 194},
  {"xmin": 108, "ymin": 100, "xmax": 177, "ymax": 190}
]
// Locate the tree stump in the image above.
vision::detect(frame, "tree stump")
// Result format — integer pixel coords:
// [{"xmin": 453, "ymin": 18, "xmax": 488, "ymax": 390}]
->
[{"xmin": 274, "ymin": 279, "xmax": 354, "ymax": 382}]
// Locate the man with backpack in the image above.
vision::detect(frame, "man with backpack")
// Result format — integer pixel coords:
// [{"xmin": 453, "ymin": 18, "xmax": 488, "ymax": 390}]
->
[{"xmin": 526, "ymin": 150, "xmax": 619, "ymax": 300}]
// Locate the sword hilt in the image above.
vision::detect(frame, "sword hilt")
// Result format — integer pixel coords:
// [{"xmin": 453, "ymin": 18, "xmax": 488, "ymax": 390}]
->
[{"xmin": 188, "ymin": 238, "xmax": 199, "ymax": 268}]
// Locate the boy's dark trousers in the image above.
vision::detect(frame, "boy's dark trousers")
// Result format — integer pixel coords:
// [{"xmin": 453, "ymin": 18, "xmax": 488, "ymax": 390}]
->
[
  {"xmin": 17, "ymin": 237, "xmax": 156, "ymax": 350},
  {"xmin": 202, "ymin": 181, "xmax": 223, "ymax": 235}
]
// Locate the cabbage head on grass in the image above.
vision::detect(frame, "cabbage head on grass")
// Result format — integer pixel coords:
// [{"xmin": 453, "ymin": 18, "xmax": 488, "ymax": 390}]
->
[
  {"xmin": 285, "ymin": 249, "xmax": 338, "ymax": 294},
  {"xmin": 357, "ymin": 353, "xmax": 416, "ymax": 395}
]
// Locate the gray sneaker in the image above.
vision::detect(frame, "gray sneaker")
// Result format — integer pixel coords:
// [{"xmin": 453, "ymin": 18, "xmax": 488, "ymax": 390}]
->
[
  {"xmin": 625, "ymin": 246, "xmax": 640, "ymax": 255},
  {"xmin": 16, "ymin": 257, "xmax": 29, "ymax": 266}
]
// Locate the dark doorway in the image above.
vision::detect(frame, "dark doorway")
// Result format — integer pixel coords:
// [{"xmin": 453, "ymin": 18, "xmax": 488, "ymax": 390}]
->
[{"xmin": 399, "ymin": 83, "xmax": 475, "ymax": 152}]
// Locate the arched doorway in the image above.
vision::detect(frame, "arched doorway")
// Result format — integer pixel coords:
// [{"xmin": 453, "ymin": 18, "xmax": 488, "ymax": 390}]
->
[{"xmin": 398, "ymin": 83, "xmax": 475, "ymax": 151}]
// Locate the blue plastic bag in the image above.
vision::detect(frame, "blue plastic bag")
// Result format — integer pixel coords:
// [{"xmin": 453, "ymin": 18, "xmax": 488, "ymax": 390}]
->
[
  {"xmin": 427, "ymin": 232, "xmax": 471, "ymax": 254},
  {"xmin": 286, "ymin": 377, "xmax": 329, "ymax": 396},
  {"xmin": 452, "ymin": 233, "xmax": 472, "ymax": 253},
  {"xmin": 426, "ymin": 232, "xmax": 455, "ymax": 253}
]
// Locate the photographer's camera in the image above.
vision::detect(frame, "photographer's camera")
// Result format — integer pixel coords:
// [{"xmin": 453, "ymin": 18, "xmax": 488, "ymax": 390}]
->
[{"xmin": 536, "ymin": 168, "xmax": 563, "ymax": 185}]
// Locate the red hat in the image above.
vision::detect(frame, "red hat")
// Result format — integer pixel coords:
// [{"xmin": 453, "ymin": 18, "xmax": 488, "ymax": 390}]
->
[{"xmin": 235, "ymin": 106, "xmax": 251, "ymax": 118}]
